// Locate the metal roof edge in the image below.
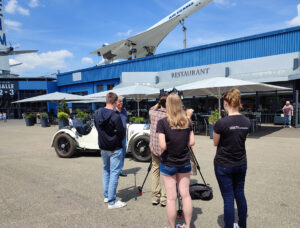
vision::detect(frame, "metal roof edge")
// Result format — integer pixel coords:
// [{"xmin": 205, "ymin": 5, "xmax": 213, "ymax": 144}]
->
[{"xmin": 57, "ymin": 26, "xmax": 300, "ymax": 77}]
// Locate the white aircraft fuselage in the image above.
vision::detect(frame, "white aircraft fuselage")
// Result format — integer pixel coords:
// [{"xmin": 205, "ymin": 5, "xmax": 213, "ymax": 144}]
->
[
  {"xmin": 148, "ymin": 0, "xmax": 213, "ymax": 31},
  {"xmin": 91, "ymin": 0, "xmax": 213, "ymax": 61}
]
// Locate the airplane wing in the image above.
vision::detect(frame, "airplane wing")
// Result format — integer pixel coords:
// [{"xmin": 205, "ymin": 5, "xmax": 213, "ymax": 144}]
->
[
  {"xmin": 0, "ymin": 50, "xmax": 38, "ymax": 56},
  {"xmin": 91, "ymin": 16, "xmax": 180, "ymax": 60}
]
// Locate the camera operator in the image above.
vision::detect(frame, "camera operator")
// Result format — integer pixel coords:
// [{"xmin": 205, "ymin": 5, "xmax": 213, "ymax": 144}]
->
[{"xmin": 149, "ymin": 95, "xmax": 167, "ymax": 207}]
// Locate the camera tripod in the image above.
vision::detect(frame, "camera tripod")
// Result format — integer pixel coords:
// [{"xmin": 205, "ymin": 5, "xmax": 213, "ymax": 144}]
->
[{"xmin": 137, "ymin": 160, "xmax": 184, "ymax": 219}]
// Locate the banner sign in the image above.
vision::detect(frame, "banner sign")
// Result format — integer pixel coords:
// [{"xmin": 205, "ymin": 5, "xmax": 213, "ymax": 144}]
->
[{"xmin": 0, "ymin": 81, "xmax": 18, "ymax": 97}]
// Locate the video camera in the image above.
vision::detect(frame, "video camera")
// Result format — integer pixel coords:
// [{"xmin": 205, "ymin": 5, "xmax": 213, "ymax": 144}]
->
[{"xmin": 159, "ymin": 88, "xmax": 184, "ymax": 99}]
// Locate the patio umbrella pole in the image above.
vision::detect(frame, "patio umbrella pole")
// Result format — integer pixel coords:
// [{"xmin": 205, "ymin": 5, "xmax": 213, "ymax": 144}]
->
[{"xmin": 137, "ymin": 101, "xmax": 140, "ymax": 118}]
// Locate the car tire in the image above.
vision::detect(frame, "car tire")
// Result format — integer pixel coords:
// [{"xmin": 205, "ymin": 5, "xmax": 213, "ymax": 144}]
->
[
  {"xmin": 131, "ymin": 135, "xmax": 151, "ymax": 162},
  {"xmin": 54, "ymin": 133, "xmax": 76, "ymax": 158}
]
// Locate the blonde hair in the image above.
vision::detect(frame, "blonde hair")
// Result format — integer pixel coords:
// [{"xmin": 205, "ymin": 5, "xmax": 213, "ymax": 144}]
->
[
  {"xmin": 223, "ymin": 89, "xmax": 242, "ymax": 109},
  {"xmin": 166, "ymin": 93, "xmax": 189, "ymax": 129}
]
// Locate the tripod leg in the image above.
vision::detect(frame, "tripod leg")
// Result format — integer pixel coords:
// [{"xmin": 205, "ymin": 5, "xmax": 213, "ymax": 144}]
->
[
  {"xmin": 138, "ymin": 161, "xmax": 152, "ymax": 195},
  {"xmin": 176, "ymin": 184, "xmax": 183, "ymax": 219}
]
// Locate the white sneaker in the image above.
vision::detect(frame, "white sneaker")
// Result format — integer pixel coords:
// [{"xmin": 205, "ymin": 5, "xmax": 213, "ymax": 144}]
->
[
  {"xmin": 234, "ymin": 223, "xmax": 240, "ymax": 228},
  {"xmin": 104, "ymin": 197, "xmax": 108, "ymax": 203},
  {"xmin": 289, "ymin": 126, "xmax": 292, "ymax": 128},
  {"xmin": 108, "ymin": 200, "xmax": 126, "ymax": 209}
]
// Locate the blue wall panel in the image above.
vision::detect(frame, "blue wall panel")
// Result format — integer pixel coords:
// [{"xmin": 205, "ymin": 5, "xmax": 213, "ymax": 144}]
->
[
  {"xmin": 57, "ymin": 26, "xmax": 300, "ymax": 89},
  {"xmin": 19, "ymin": 81, "xmax": 49, "ymax": 90}
]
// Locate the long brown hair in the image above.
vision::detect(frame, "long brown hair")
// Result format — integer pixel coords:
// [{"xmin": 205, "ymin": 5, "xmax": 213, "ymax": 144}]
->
[
  {"xmin": 166, "ymin": 93, "xmax": 189, "ymax": 129},
  {"xmin": 223, "ymin": 88, "xmax": 242, "ymax": 109}
]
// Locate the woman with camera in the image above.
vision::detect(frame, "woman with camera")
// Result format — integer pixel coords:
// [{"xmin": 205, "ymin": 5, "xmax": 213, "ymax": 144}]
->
[
  {"xmin": 213, "ymin": 89, "xmax": 251, "ymax": 228},
  {"xmin": 157, "ymin": 93, "xmax": 195, "ymax": 228}
]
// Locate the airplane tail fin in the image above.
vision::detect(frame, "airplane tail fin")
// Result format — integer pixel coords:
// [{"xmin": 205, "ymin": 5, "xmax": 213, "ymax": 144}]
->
[{"xmin": 0, "ymin": 0, "xmax": 7, "ymax": 48}]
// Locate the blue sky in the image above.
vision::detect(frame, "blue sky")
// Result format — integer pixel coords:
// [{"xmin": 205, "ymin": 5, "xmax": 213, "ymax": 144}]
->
[{"xmin": 4, "ymin": 0, "xmax": 300, "ymax": 77}]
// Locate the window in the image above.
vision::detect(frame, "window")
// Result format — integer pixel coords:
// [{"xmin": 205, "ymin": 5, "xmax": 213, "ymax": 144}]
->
[
  {"xmin": 97, "ymin": 85, "xmax": 104, "ymax": 92},
  {"xmin": 72, "ymin": 91, "xmax": 88, "ymax": 96},
  {"xmin": 107, "ymin": 84, "xmax": 114, "ymax": 90}
]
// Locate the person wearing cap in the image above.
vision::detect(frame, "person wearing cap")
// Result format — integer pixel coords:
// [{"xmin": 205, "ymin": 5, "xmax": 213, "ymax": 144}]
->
[{"xmin": 114, "ymin": 95, "xmax": 128, "ymax": 177}]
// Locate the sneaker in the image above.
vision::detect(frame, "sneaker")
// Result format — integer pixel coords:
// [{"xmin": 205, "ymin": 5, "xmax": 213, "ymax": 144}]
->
[
  {"xmin": 176, "ymin": 224, "xmax": 185, "ymax": 228},
  {"xmin": 289, "ymin": 126, "xmax": 292, "ymax": 128},
  {"xmin": 119, "ymin": 172, "xmax": 127, "ymax": 177},
  {"xmin": 160, "ymin": 200, "xmax": 167, "ymax": 207},
  {"xmin": 108, "ymin": 200, "xmax": 127, "ymax": 209},
  {"xmin": 152, "ymin": 199, "xmax": 159, "ymax": 205},
  {"xmin": 234, "ymin": 223, "xmax": 240, "ymax": 228},
  {"xmin": 104, "ymin": 197, "xmax": 108, "ymax": 203}
]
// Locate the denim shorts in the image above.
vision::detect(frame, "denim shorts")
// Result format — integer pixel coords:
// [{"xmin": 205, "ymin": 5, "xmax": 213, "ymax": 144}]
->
[{"xmin": 160, "ymin": 163, "xmax": 191, "ymax": 176}]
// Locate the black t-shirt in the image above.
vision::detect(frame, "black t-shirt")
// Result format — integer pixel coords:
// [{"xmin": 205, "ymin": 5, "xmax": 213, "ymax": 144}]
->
[
  {"xmin": 156, "ymin": 117, "xmax": 192, "ymax": 167},
  {"xmin": 213, "ymin": 115, "xmax": 251, "ymax": 168}
]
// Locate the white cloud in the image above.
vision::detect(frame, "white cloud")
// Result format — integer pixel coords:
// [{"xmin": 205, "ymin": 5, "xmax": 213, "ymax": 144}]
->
[
  {"xmin": 9, "ymin": 58, "xmax": 21, "ymax": 65},
  {"xmin": 117, "ymin": 29, "xmax": 133, "ymax": 37},
  {"xmin": 214, "ymin": 0, "xmax": 236, "ymax": 7},
  {"xmin": 10, "ymin": 50, "xmax": 73, "ymax": 75},
  {"xmin": 81, "ymin": 57, "xmax": 93, "ymax": 65},
  {"xmin": 29, "ymin": 0, "xmax": 39, "ymax": 8},
  {"xmin": 5, "ymin": 0, "xmax": 30, "ymax": 16},
  {"xmin": 286, "ymin": 16, "xmax": 300, "ymax": 27},
  {"xmin": 4, "ymin": 19, "xmax": 22, "ymax": 31}
]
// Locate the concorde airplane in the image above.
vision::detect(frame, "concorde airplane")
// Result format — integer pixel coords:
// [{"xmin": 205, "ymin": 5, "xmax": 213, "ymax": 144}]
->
[
  {"xmin": 0, "ymin": 0, "xmax": 37, "ymax": 75},
  {"xmin": 91, "ymin": 0, "xmax": 213, "ymax": 63}
]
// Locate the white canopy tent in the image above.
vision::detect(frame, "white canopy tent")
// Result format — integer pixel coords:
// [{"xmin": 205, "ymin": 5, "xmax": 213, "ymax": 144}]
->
[
  {"xmin": 86, "ymin": 85, "xmax": 160, "ymax": 117},
  {"xmin": 12, "ymin": 92, "xmax": 89, "ymax": 103},
  {"xmin": 176, "ymin": 77, "xmax": 291, "ymax": 116}
]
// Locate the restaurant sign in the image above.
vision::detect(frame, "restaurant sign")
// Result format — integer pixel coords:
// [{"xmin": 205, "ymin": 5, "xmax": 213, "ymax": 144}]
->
[
  {"xmin": 0, "ymin": 81, "xmax": 18, "ymax": 97},
  {"xmin": 171, "ymin": 67, "xmax": 210, "ymax": 79}
]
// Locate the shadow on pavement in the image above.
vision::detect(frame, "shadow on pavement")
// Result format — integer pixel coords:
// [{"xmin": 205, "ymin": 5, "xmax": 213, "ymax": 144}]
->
[
  {"xmin": 118, "ymin": 168, "xmax": 142, "ymax": 202},
  {"xmin": 248, "ymin": 125, "xmax": 282, "ymax": 138},
  {"xmin": 175, "ymin": 206, "xmax": 203, "ymax": 228},
  {"xmin": 217, "ymin": 209, "xmax": 239, "ymax": 227}
]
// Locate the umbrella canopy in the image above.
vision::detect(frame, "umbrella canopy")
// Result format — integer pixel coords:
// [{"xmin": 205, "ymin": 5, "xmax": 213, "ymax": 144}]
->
[
  {"xmin": 86, "ymin": 85, "xmax": 160, "ymax": 100},
  {"xmin": 12, "ymin": 92, "xmax": 89, "ymax": 103},
  {"xmin": 176, "ymin": 77, "xmax": 291, "ymax": 116},
  {"xmin": 69, "ymin": 97, "xmax": 106, "ymax": 104},
  {"xmin": 86, "ymin": 85, "xmax": 160, "ymax": 117}
]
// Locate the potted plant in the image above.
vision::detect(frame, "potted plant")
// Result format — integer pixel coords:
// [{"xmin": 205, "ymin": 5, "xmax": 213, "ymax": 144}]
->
[
  {"xmin": 57, "ymin": 112, "xmax": 69, "ymax": 129},
  {"xmin": 24, "ymin": 113, "xmax": 35, "ymax": 126},
  {"xmin": 75, "ymin": 109, "xmax": 88, "ymax": 125},
  {"xmin": 129, "ymin": 116, "xmax": 145, "ymax": 124},
  {"xmin": 208, "ymin": 110, "xmax": 219, "ymax": 139},
  {"xmin": 40, "ymin": 113, "xmax": 49, "ymax": 127}
]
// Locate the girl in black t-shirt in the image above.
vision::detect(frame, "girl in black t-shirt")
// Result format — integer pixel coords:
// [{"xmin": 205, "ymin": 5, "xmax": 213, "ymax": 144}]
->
[
  {"xmin": 213, "ymin": 89, "xmax": 251, "ymax": 228},
  {"xmin": 157, "ymin": 93, "xmax": 195, "ymax": 228}
]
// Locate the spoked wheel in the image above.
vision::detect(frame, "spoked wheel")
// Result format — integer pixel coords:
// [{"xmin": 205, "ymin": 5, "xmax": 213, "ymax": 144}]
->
[
  {"xmin": 131, "ymin": 135, "xmax": 151, "ymax": 162},
  {"xmin": 54, "ymin": 134, "xmax": 76, "ymax": 158}
]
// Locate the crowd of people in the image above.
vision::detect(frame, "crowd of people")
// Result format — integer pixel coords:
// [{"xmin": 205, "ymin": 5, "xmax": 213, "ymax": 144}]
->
[{"xmin": 93, "ymin": 89, "xmax": 255, "ymax": 228}]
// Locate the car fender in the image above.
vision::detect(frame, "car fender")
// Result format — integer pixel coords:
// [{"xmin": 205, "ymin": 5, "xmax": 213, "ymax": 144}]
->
[{"xmin": 51, "ymin": 129, "xmax": 77, "ymax": 147}]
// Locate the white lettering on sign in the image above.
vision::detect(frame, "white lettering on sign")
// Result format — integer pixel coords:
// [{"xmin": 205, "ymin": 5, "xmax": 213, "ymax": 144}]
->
[
  {"xmin": 72, "ymin": 72, "xmax": 82, "ymax": 81},
  {"xmin": 171, "ymin": 68, "xmax": 210, "ymax": 79}
]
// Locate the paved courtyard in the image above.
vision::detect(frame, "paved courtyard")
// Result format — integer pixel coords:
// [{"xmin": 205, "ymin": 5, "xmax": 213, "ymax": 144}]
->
[{"xmin": 0, "ymin": 120, "xmax": 299, "ymax": 228}]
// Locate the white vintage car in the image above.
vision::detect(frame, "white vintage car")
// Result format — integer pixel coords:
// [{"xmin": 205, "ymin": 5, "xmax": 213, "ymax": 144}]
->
[{"xmin": 51, "ymin": 121, "xmax": 151, "ymax": 162}]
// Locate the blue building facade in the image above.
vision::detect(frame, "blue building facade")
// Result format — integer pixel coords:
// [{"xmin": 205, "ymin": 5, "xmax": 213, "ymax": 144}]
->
[
  {"xmin": 0, "ymin": 77, "xmax": 57, "ymax": 119},
  {"xmin": 57, "ymin": 26, "xmax": 300, "ymax": 94}
]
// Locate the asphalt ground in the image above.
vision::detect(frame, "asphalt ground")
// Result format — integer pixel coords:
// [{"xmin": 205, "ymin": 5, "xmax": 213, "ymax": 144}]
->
[{"xmin": 0, "ymin": 120, "xmax": 299, "ymax": 228}]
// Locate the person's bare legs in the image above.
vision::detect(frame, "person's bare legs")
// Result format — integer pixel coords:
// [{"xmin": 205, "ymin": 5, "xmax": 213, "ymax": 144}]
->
[
  {"xmin": 162, "ymin": 174, "xmax": 177, "ymax": 228},
  {"xmin": 177, "ymin": 172, "xmax": 192, "ymax": 228}
]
